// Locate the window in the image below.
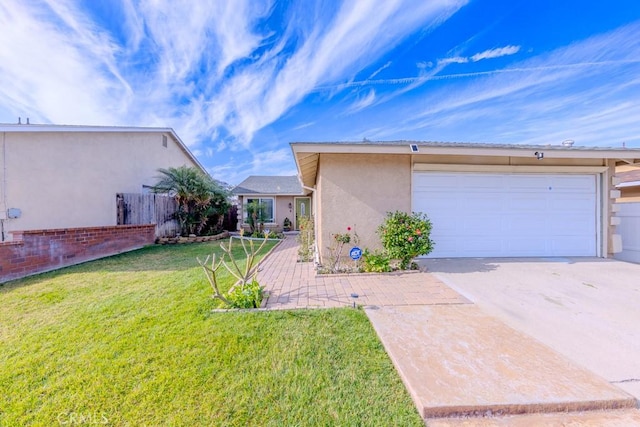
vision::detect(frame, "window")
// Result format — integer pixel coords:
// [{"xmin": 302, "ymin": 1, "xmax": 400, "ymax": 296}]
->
[{"xmin": 245, "ymin": 198, "xmax": 275, "ymax": 223}]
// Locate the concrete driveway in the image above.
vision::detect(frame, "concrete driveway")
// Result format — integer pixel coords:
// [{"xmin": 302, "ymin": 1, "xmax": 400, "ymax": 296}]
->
[{"xmin": 420, "ymin": 257, "xmax": 640, "ymax": 400}]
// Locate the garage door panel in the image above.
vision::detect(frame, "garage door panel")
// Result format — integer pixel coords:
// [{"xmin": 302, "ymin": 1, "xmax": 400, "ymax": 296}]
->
[
  {"xmin": 464, "ymin": 195, "xmax": 504, "ymax": 211},
  {"xmin": 463, "ymin": 216, "xmax": 502, "ymax": 234},
  {"xmin": 506, "ymin": 237, "xmax": 548, "ymax": 252},
  {"xmin": 549, "ymin": 196, "xmax": 595, "ymax": 211},
  {"xmin": 506, "ymin": 195, "xmax": 548, "ymax": 211},
  {"xmin": 548, "ymin": 216, "xmax": 594, "ymax": 234},
  {"xmin": 466, "ymin": 175, "xmax": 505, "ymax": 189},
  {"xmin": 413, "ymin": 172, "xmax": 597, "ymax": 258},
  {"xmin": 551, "ymin": 237, "xmax": 595, "ymax": 255},
  {"xmin": 504, "ymin": 215, "xmax": 548, "ymax": 231},
  {"xmin": 507, "ymin": 175, "xmax": 551, "ymax": 190}
]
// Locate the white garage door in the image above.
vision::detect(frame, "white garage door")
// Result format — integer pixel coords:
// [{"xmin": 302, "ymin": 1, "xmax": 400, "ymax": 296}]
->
[{"xmin": 413, "ymin": 172, "xmax": 597, "ymax": 257}]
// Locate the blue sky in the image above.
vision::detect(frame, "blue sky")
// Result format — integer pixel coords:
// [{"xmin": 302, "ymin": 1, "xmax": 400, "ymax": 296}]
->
[{"xmin": 1, "ymin": 1, "xmax": 640, "ymax": 184}]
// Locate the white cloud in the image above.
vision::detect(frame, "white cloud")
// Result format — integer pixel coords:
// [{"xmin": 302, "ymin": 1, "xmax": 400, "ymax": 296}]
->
[
  {"xmin": 219, "ymin": 0, "xmax": 468, "ymax": 145},
  {"xmin": 368, "ymin": 61, "xmax": 392, "ymax": 79},
  {"xmin": 437, "ymin": 45, "xmax": 520, "ymax": 66},
  {"xmin": 438, "ymin": 56, "xmax": 469, "ymax": 65},
  {"xmin": 470, "ymin": 45, "xmax": 520, "ymax": 62},
  {"xmin": 347, "ymin": 89, "xmax": 376, "ymax": 113},
  {"xmin": 0, "ymin": 1, "xmax": 130, "ymax": 124},
  {"xmin": 364, "ymin": 22, "xmax": 640, "ymax": 147}
]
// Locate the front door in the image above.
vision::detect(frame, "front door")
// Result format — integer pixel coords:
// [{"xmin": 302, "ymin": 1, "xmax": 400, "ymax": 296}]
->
[{"xmin": 294, "ymin": 197, "xmax": 311, "ymax": 230}]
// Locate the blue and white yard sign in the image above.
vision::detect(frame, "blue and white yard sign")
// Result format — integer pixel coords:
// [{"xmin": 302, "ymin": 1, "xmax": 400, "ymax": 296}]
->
[{"xmin": 349, "ymin": 247, "xmax": 362, "ymax": 260}]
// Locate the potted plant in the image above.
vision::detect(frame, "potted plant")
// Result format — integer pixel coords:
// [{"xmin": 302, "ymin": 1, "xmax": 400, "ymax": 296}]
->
[{"xmin": 283, "ymin": 217, "xmax": 292, "ymax": 232}]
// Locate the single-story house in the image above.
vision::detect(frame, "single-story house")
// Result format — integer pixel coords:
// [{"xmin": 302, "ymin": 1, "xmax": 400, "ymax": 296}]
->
[
  {"xmin": 233, "ymin": 175, "xmax": 312, "ymax": 232},
  {"xmin": 614, "ymin": 167, "xmax": 640, "ymax": 263},
  {"xmin": 616, "ymin": 169, "xmax": 640, "ymax": 202},
  {"xmin": 291, "ymin": 141, "xmax": 640, "ymax": 263},
  {"xmin": 0, "ymin": 123, "xmax": 206, "ymax": 283}
]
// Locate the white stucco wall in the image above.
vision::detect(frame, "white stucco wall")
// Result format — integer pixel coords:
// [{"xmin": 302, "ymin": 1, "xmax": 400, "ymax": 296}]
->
[{"xmin": 0, "ymin": 130, "xmax": 198, "ymax": 237}]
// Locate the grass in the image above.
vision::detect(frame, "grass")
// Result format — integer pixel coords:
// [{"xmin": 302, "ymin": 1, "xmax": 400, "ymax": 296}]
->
[{"xmin": 0, "ymin": 240, "xmax": 423, "ymax": 426}]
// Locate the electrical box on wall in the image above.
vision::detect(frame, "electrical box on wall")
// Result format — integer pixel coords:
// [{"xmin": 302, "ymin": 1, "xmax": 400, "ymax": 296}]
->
[{"xmin": 7, "ymin": 208, "xmax": 21, "ymax": 219}]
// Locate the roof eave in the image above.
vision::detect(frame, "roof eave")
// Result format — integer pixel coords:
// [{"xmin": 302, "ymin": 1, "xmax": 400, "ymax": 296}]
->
[
  {"xmin": 0, "ymin": 123, "xmax": 209, "ymax": 177},
  {"xmin": 291, "ymin": 142, "xmax": 640, "ymax": 187}
]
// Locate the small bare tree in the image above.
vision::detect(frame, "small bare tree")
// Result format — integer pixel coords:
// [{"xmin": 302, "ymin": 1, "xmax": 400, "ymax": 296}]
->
[{"xmin": 197, "ymin": 231, "xmax": 272, "ymax": 307}]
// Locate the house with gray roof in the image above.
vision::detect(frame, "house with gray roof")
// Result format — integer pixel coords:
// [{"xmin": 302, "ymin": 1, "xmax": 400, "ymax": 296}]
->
[
  {"xmin": 233, "ymin": 176, "xmax": 311, "ymax": 232},
  {"xmin": 291, "ymin": 140, "xmax": 640, "ymax": 263}
]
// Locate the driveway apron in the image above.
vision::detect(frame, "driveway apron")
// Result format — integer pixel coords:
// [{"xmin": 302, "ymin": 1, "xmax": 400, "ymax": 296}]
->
[{"xmin": 258, "ymin": 237, "xmax": 640, "ymax": 424}]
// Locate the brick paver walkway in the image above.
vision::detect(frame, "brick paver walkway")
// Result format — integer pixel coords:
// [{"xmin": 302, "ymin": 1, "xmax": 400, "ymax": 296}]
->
[{"xmin": 258, "ymin": 236, "xmax": 470, "ymax": 309}]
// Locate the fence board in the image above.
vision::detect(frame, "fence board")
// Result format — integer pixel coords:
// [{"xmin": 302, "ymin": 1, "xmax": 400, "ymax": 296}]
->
[{"xmin": 116, "ymin": 193, "xmax": 180, "ymax": 238}]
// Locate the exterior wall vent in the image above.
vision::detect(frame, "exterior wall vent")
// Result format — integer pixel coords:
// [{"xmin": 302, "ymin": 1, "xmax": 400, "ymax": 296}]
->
[{"xmin": 162, "ymin": 135, "xmax": 168, "ymax": 148}]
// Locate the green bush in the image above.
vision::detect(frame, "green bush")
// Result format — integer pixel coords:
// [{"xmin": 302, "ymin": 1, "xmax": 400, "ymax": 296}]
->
[
  {"xmin": 226, "ymin": 279, "xmax": 264, "ymax": 308},
  {"xmin": 251, "ymin": 230, "xmax": 283, "ymax": 239},
  {"xmin": 297, "ymin": 216, "xmax": 315, "ymax": 262},
  {"xmin": 362, "ymin": 249, "xmax": 391, "ymax": 273},
  {"xmin": 377, "ymin": 211, "xmax": 434, "ymax": 270}
]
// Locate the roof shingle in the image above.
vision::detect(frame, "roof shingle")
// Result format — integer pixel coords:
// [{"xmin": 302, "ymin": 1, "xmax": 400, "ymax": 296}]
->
[{"xmin": 233, "ymin": 176, "xmax": 303, "ymax": 195}]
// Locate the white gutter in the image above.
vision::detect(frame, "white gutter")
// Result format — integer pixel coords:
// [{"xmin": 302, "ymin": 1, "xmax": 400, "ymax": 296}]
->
[{"xmin": 1, "ymin": 132, "xmax": 6, "ymax": 241}]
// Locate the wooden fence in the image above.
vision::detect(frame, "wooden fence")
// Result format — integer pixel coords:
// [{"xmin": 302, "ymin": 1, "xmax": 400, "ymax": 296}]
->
[{"xmin": 116, "ymin": 193, "xmax": 180, "ymax": 238}]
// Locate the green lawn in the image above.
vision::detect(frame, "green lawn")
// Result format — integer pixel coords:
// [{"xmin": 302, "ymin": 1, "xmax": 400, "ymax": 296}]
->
[{"xmin": 0, "ymin": 240, "xmax": 422, "ymax": 426}]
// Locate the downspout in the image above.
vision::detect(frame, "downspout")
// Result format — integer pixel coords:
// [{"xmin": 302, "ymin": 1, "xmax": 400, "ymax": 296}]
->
[
  {"xmin": 301, "ymin": 184, "xmax": 320, "ymax": 266},
  {"xmin": 1, "ymin": 132, "xmax": 6, "ymax": 241}
]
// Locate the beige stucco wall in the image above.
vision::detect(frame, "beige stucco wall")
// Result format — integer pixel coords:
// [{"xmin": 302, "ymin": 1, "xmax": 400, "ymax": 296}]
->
[
  {"xmin": 0, "ymin": 131, "xmax": 197, "ymax": 238},
  {"xmin": 316, "ymin": 153, "xmax": 411, "ymax": 262},
  {"xmin": 312, "ymin": 151, "xmax": 617, "ymax": 261}
]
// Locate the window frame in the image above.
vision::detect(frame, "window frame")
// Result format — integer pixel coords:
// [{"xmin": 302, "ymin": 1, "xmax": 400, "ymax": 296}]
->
[{"xmin": 244, "ymin": 197, "xmax": 276, "ymax": 224}]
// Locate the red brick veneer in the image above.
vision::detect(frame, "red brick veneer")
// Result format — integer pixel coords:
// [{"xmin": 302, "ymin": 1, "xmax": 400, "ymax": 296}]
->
[{"xmin": 0, "ymin": 225, "xmax": 155, "ymax": 283}]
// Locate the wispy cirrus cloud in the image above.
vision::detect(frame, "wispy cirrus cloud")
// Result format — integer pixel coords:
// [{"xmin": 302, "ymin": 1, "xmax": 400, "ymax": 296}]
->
[
  {"xmin": 470, "ymin": 45, "xmax": 520, "ymax": 61},
  {"xmin": 438, "ymin": 44, "xmax": 521, "ymax": 65},
  {"xmin": 0, "ymin": 0, "xmax": 468, "ymax": 184},
  {"xmin": 365, "ymin": 22, "xmax": 640, "ymax": 146}
]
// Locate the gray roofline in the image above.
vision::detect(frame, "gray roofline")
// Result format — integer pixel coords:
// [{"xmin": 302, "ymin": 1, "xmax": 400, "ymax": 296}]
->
[
  {"xmin": 290, "ymin": 140, "xmax": 640, "ymax": 152},
  {"xmin": 0, "ymin": 123, "xmax": 209, "ymax": 176}
]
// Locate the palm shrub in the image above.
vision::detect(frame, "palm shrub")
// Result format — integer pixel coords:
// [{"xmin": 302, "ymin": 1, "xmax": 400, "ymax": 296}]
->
[
  {"xmin": 377, "ymin": 211, "xmax": 434, "ymax": 269},
  {"xmin": 245, "ymin": 200, "xmax": 267, "ymax": 234},
  {"xmin": 152, "ymin": 166, "xmax": 229, "ymax": 236}
]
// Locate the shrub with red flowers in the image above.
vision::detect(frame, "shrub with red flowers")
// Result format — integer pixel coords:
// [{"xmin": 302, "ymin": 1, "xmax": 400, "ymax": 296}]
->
[
  {"xmin": 377, "ymin": 211, "xmax": 434, "ymax": 269},
  {"xmin": 324, "ymin": 225, "xmax": 359, "ymax": 273}
]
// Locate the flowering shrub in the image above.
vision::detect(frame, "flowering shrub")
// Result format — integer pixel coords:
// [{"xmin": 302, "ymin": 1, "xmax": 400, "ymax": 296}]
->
[
  {"xmin": 324, "ymin": 226, "xmax": 359, "ymax": 273},
  {"xmin": 377, "ymin": 211, "xmax": 434, "ymax": 269}
]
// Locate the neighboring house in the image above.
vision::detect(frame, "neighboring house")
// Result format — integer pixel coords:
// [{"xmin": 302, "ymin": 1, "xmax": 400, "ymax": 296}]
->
[
  {"xmin": 616, "ymin": 169, "xmax": 640, "ymax": 202},
  {"xmin": 291, "ymin": 141, "xmax": 640, "ymax": 263},
  {"xmin": 233, "ymin": 176, "xmax": 311, "ymax": 232},
  {"xmin": 0, "ymin": 123, "xmax": 206, "ymax": 283},
  {"xmin": 614, "ymin": 168, "xmax": 640, "ymax": 263}
]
